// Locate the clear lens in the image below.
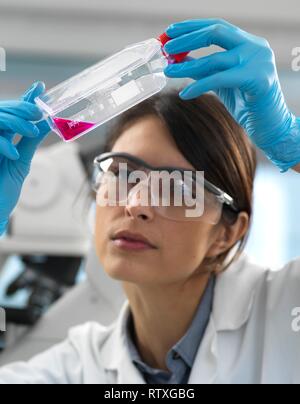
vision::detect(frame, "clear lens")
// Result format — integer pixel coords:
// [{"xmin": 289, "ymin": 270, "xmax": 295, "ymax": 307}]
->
[{"xmin": 93, "ymin": 156, "xmax": 224, "ymax": 224}]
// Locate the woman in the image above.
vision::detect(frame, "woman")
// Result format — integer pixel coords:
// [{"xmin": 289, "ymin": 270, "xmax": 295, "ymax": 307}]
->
[{"xmin": 0, "ymin": 19, "xmax": 300, "ymax": 384}]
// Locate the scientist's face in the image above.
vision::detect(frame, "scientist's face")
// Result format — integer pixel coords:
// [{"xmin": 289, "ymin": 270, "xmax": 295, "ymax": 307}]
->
[{"xmin": 94, "ymin": 116, "xmax": 228, "ymax": 286}]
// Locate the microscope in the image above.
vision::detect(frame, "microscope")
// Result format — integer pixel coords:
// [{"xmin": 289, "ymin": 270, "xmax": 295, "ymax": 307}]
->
[{"xmin": 0, "ymin": 142, "xmax": 93, "ymax": 350}]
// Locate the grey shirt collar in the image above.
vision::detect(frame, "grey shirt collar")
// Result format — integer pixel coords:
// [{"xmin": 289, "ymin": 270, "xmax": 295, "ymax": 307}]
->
[{"xmin": 125, "ymin": 275, "xmax": 215, "ymax": 383}]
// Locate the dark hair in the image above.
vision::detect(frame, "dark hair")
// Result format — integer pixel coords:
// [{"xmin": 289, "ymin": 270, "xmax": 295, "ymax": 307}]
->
[{"xmin": 104, "ymin": 90, "xmax": 257, "ymax": 272}]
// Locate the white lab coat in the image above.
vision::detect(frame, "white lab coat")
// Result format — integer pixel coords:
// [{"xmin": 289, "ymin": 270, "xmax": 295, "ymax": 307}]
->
[{"xmin": 0, "ymin": 252, "xmax": 300, "ymax": 384}]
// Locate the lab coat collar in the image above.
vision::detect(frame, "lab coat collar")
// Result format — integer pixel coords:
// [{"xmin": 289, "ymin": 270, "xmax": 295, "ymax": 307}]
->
[
  {"xmin": 100, "ymin": 300, "xmax": 146, "ymax": 383},
  {"xmin": 100, "ymin": 252, "xmax": 265, "ymax": 382}
]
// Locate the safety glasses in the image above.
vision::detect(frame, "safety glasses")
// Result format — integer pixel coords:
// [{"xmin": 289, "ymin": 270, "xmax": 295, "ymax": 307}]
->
[{"xmin": 92, "ymin": 152, "xmax": 239, "ymax": 224}]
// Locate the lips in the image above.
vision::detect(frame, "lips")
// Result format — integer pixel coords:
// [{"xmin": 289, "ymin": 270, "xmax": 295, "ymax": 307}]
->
[{"xmin": 111, "ymin": 230, "xmax": 157, "ymax": 249}]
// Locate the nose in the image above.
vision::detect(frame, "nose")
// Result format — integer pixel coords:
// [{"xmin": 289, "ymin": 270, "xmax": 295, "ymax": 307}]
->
[{"xmin": 125, "ymin": 181, "xmax": 155, "ymax": 222}]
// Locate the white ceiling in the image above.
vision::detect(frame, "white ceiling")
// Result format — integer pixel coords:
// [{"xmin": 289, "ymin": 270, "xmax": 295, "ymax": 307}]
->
[{"xmin": 0, "ymin": 0, "xmax": 299, "ymax": 67}]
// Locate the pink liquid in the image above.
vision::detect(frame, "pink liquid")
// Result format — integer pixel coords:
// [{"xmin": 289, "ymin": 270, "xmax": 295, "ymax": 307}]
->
[{"xmin": 53, "ymin": 117, "xmax": 95, "ymax": 141}]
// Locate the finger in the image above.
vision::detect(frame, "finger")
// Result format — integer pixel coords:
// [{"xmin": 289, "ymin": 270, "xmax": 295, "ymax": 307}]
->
[
  {"xmin": 182, "ymin": 56, "xmax": 195, "ymax": 62},
  {"xmin": 0, "ymin": 101, "xmax": 43, "ymax": 121},
  {"xmin": 17, "ymin": 120, "xmax": 51, "ymax": 163},
  {"xmin": 0, "ymin": 136, "xmax": 19, "ymax": 160},
  {"xmin": 164, "ymin": 24, "xmax": 247, "ymax": 54},
  {"xmin": 0, "ymin": 83, "xmax": 45, "ymax": 148},
  {"xmin": 0, "ymin": 129, "xmax": 14, "ymax": 143},
  {"xmin": 165, "ymin": 50, "xmax": 239, "ymax": 80},
  {"xmin": 179, "ymin": 67, "xmax": 243, "ymax": 99},
  {"xmin": 22, "ymin": 81, "xmax": 46, "ymax": 104},
  {"xmin": 166, "ymin": 18, "xmax": 239, "ymax": 38},
  {"xmin": 0, "ymin": 112, "xmax": 40, "ymax": 138}
]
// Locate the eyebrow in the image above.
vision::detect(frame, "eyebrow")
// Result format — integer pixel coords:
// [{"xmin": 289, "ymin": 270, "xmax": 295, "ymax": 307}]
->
[{"xmin": 112, "ymin": 152, "xmax": 196, "ymax": 172}]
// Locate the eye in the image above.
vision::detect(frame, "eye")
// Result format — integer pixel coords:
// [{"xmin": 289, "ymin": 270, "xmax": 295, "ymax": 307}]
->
[
  {"xmin": 173, "ymin": 180, "xmax": 193, "ymax": 197},
  {"xmin": 109, "ymin": 164, "xmax": 135, "ymax": 180},
  {"xmin": 109, "ymin": 165, "xmax": 121, "ymax": 176}
]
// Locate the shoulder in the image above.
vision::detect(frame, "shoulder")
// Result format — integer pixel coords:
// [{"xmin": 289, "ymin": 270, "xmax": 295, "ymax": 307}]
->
[
  {"xmin": 0, "ymin": 322, "xmax": 117, "ymax": 384},
  {"xmin": 214, "ymin": 253, "xmax": 300, "ymax": 330},
  {"xmin": 238, "ymin": 253, "xmax": 300, "ymax": 301},
  {"xmin": 67, "ymin": 321, "xmax": 116, "ymax": 354},
  {"xmin": 264, "ymin": 257, "xmax": 300, "ymax": 306},
  {"xmin": 224, "ymin": 252, "xmax": 300, "ymax": 293},
  {"xmin": 238, "ymin": 254, "xmax": 300, "ymax": 320}
]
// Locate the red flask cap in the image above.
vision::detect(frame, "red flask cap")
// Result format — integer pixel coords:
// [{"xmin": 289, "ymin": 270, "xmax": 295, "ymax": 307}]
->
[{"xmin": 158, "ymin": 33, "xmax": 189, "ymax": 64}]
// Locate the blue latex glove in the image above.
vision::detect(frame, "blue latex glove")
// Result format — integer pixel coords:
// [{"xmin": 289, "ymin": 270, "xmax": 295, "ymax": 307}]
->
[
  {"xmin": 0, "ymin": 82, "xmax": 51, "ymax": 235},
  {"xmin": 164, "ymin": 19, "xmax": 300, "ymax": 173}
]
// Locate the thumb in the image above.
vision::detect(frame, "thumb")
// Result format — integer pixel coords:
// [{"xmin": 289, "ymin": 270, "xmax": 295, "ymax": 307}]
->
[
  {"xmin": 17, "ymin": 81, "xmax": 51, "ymax": 162},
  {"xmin": 22, "ymin": 81, "xmax": 46, "ymax": 103}
]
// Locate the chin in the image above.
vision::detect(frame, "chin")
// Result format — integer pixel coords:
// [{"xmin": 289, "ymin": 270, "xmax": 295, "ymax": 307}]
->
[
  {"xmin": 103, "ymin": 257, "xmax": 151, "ymax": 283},
  {"xmin": 106, "ymin": 268, "xmax": 145, "ymax": 284}
]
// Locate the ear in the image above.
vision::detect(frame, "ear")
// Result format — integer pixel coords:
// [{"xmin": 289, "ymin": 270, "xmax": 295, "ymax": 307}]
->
[{"xmin": 206, "ymin": 212, "xmax": 249, "ymax": 258}]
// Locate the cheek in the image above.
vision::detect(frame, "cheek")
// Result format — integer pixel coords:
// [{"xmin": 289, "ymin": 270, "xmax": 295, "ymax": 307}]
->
[
  {"xmin": 94, "ymin": 206, "xmax": 114, "ymax": 262},
  {"xmin": 163, "ymin": 222, "xmax": 212, "ymax": 274}
]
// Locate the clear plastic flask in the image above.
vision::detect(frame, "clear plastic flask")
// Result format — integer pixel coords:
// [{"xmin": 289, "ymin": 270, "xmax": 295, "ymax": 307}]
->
[{"xmin": 35, "ymin": 36, "xmax": 178, "ymax": 142}]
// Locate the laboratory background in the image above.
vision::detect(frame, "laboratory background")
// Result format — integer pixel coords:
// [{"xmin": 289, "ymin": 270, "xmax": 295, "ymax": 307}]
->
[{"xmin": 0, "ymin": 0, "xmax": 299, "ymax": 363}]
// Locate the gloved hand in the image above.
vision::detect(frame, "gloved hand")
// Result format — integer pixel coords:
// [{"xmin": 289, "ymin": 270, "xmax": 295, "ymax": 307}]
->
[
  {"xmin": 164, "ymin": 19, "xmax": 300, "ymax": 173},
  {"xmin": 0, "ymin": 82, "xmax": 51, "ymax": 235}
]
